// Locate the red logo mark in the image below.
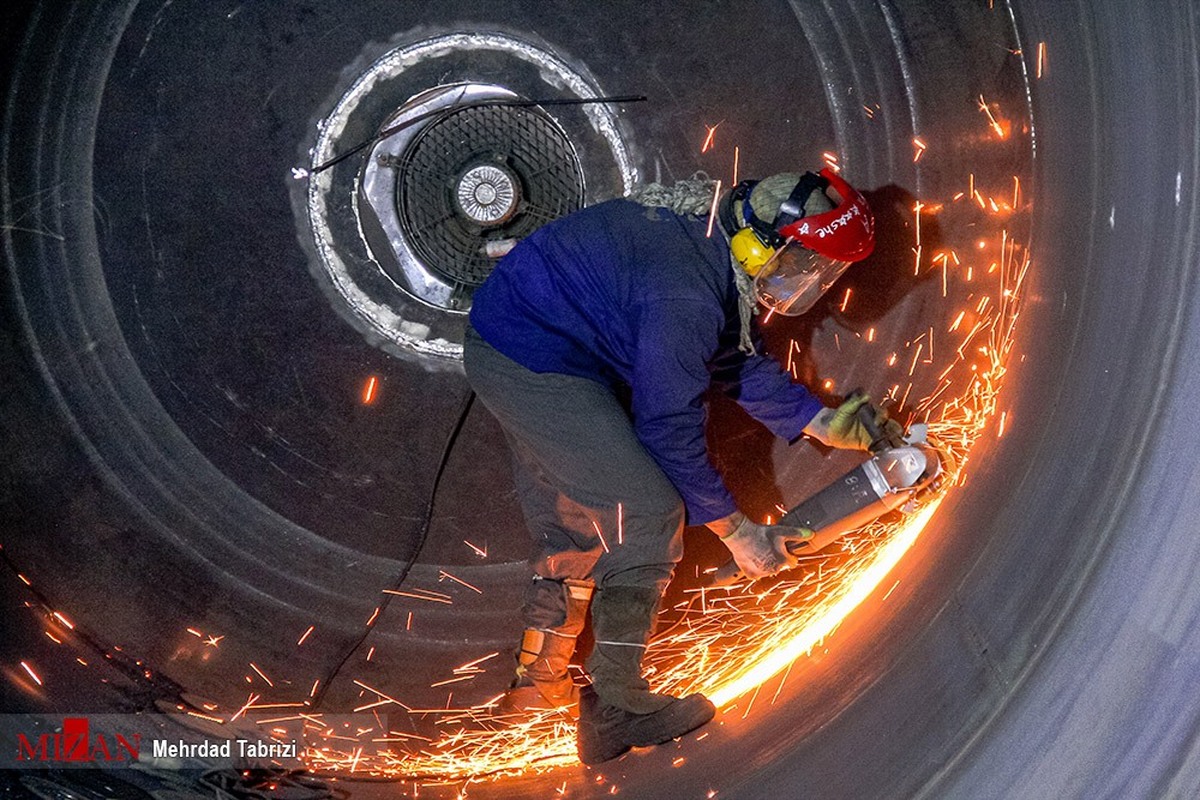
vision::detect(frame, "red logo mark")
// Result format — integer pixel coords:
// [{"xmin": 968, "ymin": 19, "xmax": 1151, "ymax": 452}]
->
[{"xmin": 16, "ymin": 718, "xmax": 140, "ymax": 763}]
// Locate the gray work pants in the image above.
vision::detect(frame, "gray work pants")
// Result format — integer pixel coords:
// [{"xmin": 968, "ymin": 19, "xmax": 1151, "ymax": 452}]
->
[{"xmin": 463, "ymin": 326, "xmax": 685, "ymax": 631}]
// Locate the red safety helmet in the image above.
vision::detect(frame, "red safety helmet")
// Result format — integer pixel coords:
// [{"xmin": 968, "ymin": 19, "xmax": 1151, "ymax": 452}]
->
[
  {"xmin": 775, "ymin": 169, "xmax": 875, "ymax": 262},
  {"xmin": 722, "ymin": 169, "xmax": 875, "ymax": 315}
]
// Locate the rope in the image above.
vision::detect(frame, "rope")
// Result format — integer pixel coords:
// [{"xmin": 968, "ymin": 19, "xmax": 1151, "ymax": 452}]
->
[{"xmin": 628, "ymin": 172, "xmax": 718, "ymax": 216}]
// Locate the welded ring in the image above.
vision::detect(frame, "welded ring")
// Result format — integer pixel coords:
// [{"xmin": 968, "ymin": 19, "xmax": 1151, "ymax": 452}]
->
[{"xmin": 300, "ymin": 32, "xmax": 636, "ymax": 364}]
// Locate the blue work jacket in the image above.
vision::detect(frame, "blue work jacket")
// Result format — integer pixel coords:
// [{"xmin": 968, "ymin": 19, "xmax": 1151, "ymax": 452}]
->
[{"xmin": 469, "ymin": 199, "xmax": 824, "ymax": 523}]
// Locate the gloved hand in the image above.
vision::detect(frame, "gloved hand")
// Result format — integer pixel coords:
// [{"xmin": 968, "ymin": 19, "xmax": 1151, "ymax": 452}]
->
[
  {"xmin": 803, "ymin": 394, "xmax": 882, "ymax": 451},
  {"xmin": 707, "ymin": 511, "xmax": 814, "ymax": 580},
  {"xmin": 877, "ymin": 414, "xmax": 905, "ymax": 448}
]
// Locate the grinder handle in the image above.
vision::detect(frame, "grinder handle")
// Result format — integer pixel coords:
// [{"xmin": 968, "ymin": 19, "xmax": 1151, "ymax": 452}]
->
[{"xmin": 849, "ymin": 388, "xmax": 904, "ymax": 452}]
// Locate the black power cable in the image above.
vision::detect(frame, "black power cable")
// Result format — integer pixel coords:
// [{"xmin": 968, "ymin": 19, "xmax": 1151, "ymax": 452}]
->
[
  {"xmin": 309, "ymin": 388, "xmax": 476, "ymax": 709},
  {"xmin": 304, "ymin": 93, "xmax": 645, "ymax": 704},
  {"xmin": 308, "ymin": 94, "xmax": 646, "ymax": 176}
]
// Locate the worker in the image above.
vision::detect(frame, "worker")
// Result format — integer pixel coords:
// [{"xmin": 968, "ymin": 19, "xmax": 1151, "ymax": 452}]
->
[{"xmin": 463, "ymin": 168, "xmax": 879, "ymax": 765}]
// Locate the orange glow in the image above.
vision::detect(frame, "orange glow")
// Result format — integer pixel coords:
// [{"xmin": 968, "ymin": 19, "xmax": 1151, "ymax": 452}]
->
[
  {"xmin": 382, "ymin": 587, "xmax": 452, "ymax": 604},
  {"xmin": 710, "ymin": 498, "xmax": 942, "ymax": 707},
  {"xmin": 706, "ymin": 179, "xmax": 723, "ymax": 238},
  {"xmin": 978, "ymin": 94, "xmax": 1008, "ymax": 139},
  {"xmin": 362, "ymin": 375, "xmax": 379, "ymax": 405},
  {"xmin": 196, "ymin": 88, "xmax": 1034, "ymax": 786},
  {"xmin": 439, "ymin": 570, "xmax": 483, "ymax": 594},
  {"xmin": 19, "ymin": 661, "xmax": 42, "ymax": 686},
  {"xmin": 591, "ymin": 519, "xmax": 610, "ymax": 553},
  {"xmin": 250, "ymin": 662, "xmax": 274, "ymax": 686}
]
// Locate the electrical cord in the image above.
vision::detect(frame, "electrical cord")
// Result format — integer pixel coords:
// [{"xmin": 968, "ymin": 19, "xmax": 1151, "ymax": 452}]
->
[
  {"xmin": 308, "ymin": 94, "xmax": 646, "ymax": 176},
  {"xmin": 309, "ymin": 388, "xmax": 476, "ymax": 709}
]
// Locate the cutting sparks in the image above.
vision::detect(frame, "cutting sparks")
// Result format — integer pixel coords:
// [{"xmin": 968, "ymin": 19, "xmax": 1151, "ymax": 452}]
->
[
  {"xmin": 913, "ymin": 137, "xmax": 928, "ymax": 162},
  {"xmin": 439, "ymin": 570, "xmax": 482, "ymax": 594},
  {"xmin": 362, "ymin": 375, "xmax": 379, "ymax": 405},
  {"xmin": 706, "ymin": 179, "xmax": 723, "ymax": 238},
  {"xmin": 61, "ymin": 88, "xmax": 1033, "ymax": 789},
  {"xmin": 19, "ymin": 661, "xmax": 42, "ymax": 686},
  {"xmin": 293, "ymin": 128, "xmax": 1028, "ymax": 782},
  {"xmin": 978, "ymin": 94, "xmax": 1007, "ymax": 139}
]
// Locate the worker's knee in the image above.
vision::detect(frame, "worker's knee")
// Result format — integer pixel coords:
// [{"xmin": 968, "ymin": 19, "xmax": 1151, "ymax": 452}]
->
[{"xmin": 591, "ymin": 499, "xmax": 685, "ymax": 592}]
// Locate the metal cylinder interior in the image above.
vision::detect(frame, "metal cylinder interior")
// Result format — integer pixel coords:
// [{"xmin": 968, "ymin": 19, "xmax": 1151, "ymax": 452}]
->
[{"xmin": 2, "ymin": 1, "xmax": 1198, "ymax": 798}]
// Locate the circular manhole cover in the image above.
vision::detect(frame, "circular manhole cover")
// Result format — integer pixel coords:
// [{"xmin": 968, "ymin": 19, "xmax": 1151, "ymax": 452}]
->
[{"xmin": 298, "ymin": 32, "xmax": 637, "ymax": 364}]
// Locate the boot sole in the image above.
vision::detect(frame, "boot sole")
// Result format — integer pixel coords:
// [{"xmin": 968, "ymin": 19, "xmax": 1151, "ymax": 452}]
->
[{"xmin": 625, "ymin": 693, "xmax": 715, "ymax": 748}]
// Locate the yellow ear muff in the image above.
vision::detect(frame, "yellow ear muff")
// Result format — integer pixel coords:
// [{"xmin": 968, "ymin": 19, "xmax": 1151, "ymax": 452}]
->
[{"xmin": 730, "ymin": 227, "xmax": 775, "ymax": 276}]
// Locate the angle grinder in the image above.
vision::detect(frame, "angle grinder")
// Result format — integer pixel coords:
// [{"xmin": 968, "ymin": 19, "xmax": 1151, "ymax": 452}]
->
[{"xmin": 710, "ymin": 392, "xmax": 945, "ymax": 586}]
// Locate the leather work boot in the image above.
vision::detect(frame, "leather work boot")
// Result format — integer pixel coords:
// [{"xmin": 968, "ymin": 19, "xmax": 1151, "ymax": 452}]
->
[
  {"xmin": 498, "ymin": 578, "xmax": 593, "ymax": 716},
  {"xmin": 577, "ymin": 584, "xmax": 715, "ymax": 764},
  {"xmin": 577, "ymin": 685, "xmax": 715, "ymax": 765}
]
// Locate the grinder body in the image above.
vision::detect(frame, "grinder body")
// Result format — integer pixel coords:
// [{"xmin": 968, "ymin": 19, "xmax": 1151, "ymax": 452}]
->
[
  {"xmin": 711, "ymin": 395, "xmax": 943, "ymax": 586},
  {"xmin": 773, "ymin": 442, "xmax": 941, "ymax": 556}
]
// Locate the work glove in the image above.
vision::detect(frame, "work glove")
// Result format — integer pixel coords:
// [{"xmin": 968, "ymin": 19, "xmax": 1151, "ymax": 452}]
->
[
  {"xmin": 803, "ymin": 394, "xmax": 903, "ymax": 451},
  {"xmin": 707, "ymin": 511, "xmax": 814, "ymax": 580}
]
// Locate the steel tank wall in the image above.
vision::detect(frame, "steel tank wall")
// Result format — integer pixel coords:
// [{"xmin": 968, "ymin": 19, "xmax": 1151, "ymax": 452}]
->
[
  {"xmin": 0, "ymin": 1, "xmax": 1198, "ymax": 798},
  {"xmin": 740, "ymin": 2, "xmax": 1200, "ymax": 798}
]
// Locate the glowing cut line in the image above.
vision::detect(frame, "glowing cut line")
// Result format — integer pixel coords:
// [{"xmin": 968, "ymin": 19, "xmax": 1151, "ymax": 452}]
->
[{"xmin": 709, "ymin": 498, "xmax": 941, "ymax": 707}]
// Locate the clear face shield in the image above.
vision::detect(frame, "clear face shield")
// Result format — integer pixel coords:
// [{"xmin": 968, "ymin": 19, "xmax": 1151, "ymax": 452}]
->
[{"xmin": 753, "ymin": 240, "xmax": 852, "ymax": 316}]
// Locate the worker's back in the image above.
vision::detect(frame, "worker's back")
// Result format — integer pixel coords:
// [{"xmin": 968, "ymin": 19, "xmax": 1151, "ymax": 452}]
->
[{"xmin": 469, "ymin": 198, "xmax": 734, "ymax": 386}]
